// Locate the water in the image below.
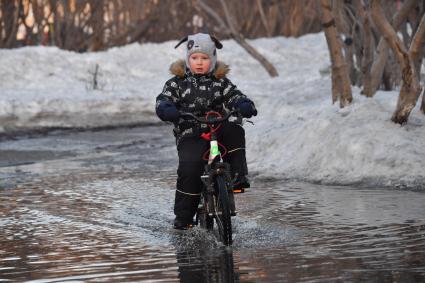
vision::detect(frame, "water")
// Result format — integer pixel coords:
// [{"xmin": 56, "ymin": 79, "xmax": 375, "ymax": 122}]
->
[{"xmin": 1, "ymin": 125, "xmax": 424, "ymax": 282}]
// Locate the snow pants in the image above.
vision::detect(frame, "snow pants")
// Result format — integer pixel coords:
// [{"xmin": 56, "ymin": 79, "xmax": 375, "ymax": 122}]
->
[{"xmin": 174, "ymin": 122, "xmax": 248, "ymax": 223}]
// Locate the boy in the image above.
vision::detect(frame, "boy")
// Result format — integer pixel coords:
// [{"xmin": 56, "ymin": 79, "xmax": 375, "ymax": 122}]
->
[{"xmin": 155, "ymin": 33, "xmax": 257, "ymax": 230}]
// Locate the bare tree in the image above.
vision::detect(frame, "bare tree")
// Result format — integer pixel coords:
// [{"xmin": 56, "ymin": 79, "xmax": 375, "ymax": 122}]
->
[
  {"xmin": 371, "ymin": 0, "xmax": 423, "ymax": 124},
  {"xmin": 0, "ymin": 0, "xmax": 21, "ymax": 48},
  {"xmin": 256, "ymin": 0, "xmax": 271, "ymax": 37},
  {"xmin": 319, "ymin": 0, "xmax": 353, "ymax": 107},
  {"xmin": 1, "ymin": 0, "xmax": 324, "ymax": 51},
  {"xmin": 422, "ymin": 89, "xmax": 425, "ymax": 114},
  {"xmin": 367, "ymin": 0, "xmax": 418, "ymax": 97},
  {"xmin": 356, "ymin": 0, "xmax": 374, "ymax": 96},
  {"xmin": 410, "ymin": 15, "xmax": 425, "ymax": 115},
  {"xmin": 196, "ymin": 0, "xmax": 279, "ymax": 77}
]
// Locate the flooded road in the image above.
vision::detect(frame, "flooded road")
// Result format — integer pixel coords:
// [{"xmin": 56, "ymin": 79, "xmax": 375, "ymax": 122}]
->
[{"xmin": 1, "ymin": 125, "xmax": 424, "ymax": 282}]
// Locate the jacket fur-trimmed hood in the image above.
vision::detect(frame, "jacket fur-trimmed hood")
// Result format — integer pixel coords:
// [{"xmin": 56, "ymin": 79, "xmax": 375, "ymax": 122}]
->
[{"xmin": 169, "ymin": 59, "xmax": 230, "ymax": 79}]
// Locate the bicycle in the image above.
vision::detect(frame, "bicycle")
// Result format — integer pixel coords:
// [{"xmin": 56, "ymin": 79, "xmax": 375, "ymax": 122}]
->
[{"xmin": 179, "ymin": 110, "xmax": 244, "ymax": 246}]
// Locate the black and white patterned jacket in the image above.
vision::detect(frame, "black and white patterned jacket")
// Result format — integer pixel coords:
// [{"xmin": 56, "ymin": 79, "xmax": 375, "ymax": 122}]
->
[{"xmin": 156, "ymin": 60, "xmax": 250, "ymax": 139}]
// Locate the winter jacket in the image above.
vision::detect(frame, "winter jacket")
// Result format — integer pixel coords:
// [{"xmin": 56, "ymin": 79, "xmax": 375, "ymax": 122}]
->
[{"xmin": 156, "ymin": 60, "xmax": 251, "ymax": 139}]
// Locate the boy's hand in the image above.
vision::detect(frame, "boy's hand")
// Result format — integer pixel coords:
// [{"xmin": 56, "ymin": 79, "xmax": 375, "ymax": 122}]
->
[
  {"xmin": 236, "ymin": 99, "xmax": 257, "ymax": 118},
  {"xmin": 157, "ymin": 101, "xmax": 180, "ymax": 122}
]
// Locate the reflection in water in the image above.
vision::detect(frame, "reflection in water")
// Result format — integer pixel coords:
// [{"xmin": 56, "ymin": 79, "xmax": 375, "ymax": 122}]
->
[
  {"xmin": 1, "ymin": 126, "xmax": 425, "ymax": 282},
  {"xmin": 175, "ymin": 246, "xmax": 237, "ymax": 283}
]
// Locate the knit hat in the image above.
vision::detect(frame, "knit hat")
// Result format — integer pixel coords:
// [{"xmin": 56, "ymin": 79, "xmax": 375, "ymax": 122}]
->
[{"xmin": 175, "ymin": 33, "xmax": 223, "ymax": 73}]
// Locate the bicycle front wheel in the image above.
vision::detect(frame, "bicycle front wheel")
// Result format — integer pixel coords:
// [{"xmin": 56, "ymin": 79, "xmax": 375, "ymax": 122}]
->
[
  {"xmin": 198, "ymin": 193, "xmax": 214, "ymax": 230},
  {"xmin": 214, "ymin": 175, "xmax": 232, "ymax": 246}
]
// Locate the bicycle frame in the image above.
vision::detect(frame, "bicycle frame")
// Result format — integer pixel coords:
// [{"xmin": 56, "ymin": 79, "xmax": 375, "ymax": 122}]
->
[
  {"xmin": 180, "ymin": 110, "xmax": 238, "ymax": 245},
  {"xmin": 201, "ymin": 130, "xmax": 234, "ymax": 216}
]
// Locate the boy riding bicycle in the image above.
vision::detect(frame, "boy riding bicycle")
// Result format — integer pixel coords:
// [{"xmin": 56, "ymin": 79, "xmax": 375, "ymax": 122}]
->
[{"xmin": 155, "ymin": 33, "xmax": 257, "ymax": 230}]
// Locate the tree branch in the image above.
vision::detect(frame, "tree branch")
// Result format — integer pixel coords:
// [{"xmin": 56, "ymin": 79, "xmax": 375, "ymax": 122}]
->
[
  {"xmin": 218, "ymin": 0, "xmax": 278, "ymax": 77},
  {"xmin": 196, "ymin": 0, "xmax": 229, "ymax": 33},
  {"xmin": 197, "ymin": 0, "xmax": 278, "ymax": 77}
]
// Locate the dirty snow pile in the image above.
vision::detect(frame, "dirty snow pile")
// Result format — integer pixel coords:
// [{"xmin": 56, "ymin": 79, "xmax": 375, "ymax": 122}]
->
[{"xmin": 1, "ymin": 33, "xmax": 424, "ymax": 188}]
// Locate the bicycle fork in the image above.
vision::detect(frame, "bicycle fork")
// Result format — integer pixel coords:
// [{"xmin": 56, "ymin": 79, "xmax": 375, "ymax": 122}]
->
[{"xmin": 201, "ymin": 164, "xmax": 237, "ymax": 217}]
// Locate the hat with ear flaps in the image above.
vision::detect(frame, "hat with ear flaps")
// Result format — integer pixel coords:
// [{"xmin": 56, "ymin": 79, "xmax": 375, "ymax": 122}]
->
[{"xmin": 175, "ymin": 33, "xmax": 223, "ymax": 73}]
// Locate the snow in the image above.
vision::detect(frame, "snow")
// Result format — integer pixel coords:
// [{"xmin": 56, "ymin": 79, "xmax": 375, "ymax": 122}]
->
[{"xmin": 1, "ymin": 33, "xmax": 424, "ymax": 188}]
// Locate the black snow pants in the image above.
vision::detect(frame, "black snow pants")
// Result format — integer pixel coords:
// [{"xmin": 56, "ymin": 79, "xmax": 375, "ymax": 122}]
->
[{"xmin": 174, "ymin": 122, "xmax": 248, "ymax": 223}]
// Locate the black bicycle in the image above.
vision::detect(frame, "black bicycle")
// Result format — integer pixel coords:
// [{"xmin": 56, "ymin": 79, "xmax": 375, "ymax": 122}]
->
[{"xmin": 180, "ymin": 110, "xmax": 243, "ymax": 246}]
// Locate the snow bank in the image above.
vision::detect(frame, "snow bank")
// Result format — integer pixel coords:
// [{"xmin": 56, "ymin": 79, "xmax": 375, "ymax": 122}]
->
[{"xmin": 1, "ymin": 33, "xmax": 424, "ymax": 188}]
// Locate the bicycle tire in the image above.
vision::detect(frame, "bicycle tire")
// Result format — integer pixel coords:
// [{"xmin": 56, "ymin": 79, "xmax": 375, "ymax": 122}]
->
[
  {"xmin": 198, "ymin": 193, "xmax": 214, "ymax": 230},
  {"xmin": 214, "ymin": 175, "xmax": 233, "ymax": 246}
]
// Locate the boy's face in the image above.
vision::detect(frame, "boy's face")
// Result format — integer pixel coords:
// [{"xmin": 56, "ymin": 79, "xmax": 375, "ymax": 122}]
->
[{"xmin": 189, "ymin": 53, "xmax": 211, "ymax": 74}]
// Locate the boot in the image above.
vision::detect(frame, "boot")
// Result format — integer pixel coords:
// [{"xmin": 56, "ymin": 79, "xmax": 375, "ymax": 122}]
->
[
  {"xmin": 233, "ymin": 174, "xmax": 250, "ymax": 190},
  {"xmin": 173, "ymin": 218, "xmax": 194, "ymax": 230}
]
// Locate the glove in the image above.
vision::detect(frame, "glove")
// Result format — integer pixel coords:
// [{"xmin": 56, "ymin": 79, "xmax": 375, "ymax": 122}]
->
[
  {"xmin": 156, "ymin": 101, "xmax": 180, "ymax": 122},
  {"xmin": 235, "ymin": 98, "xmax": 257, "ymax": 118}
]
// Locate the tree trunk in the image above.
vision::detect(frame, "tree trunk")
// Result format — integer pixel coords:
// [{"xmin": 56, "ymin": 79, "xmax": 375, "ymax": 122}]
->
[
  {"xmin": 256, "ymin": 0, "xmax": 272, "ymax": 37},
  {"xmin": 3, "ymin": 1, "xmax": 20, "ymax": 48},
  {"xmin": 382, "ymin": 59, "xmax": 394, "ymax": 91},
  {"xmin": 410, "ymin": 13, "xmax": 425, "ymax": 81},
  {"xmin": 357, "ymin": 1, "xmax": 374, "ymax": 96},
  {"xmin": 88, "ymin": 1, "xmax": 105, "ymax": 51},
  {"xmin": 410, "ymin": 14, "xmax": 425, "ymax": 115},
  {"xmin": 371, "ymin": 0, "xmax": 423, "ymax": 124},
  {"xmin": 319, "ymin": 0, "xmax": 353, "ymax": 107},
  {"xmin": 368, "ymin": 0, "xmax": 418, "ymax": 97}
]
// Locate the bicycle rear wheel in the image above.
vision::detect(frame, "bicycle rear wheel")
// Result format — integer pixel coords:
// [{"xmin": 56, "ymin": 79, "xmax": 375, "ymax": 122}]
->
[{"xmin": 214, "ymin": 175, "xmax": 232, "ymax": 246}]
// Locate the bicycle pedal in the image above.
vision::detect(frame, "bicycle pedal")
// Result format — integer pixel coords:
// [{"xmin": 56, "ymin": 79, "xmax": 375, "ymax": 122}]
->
[{"xmin": 201, "ymin": 175, "xmax": 209, "ymax": 181}]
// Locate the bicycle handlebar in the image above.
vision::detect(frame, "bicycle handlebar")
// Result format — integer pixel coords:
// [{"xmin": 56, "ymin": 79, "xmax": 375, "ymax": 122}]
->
[{"xmin": 179, "ymin": 110, "xmax": 239, "ymax": 124}]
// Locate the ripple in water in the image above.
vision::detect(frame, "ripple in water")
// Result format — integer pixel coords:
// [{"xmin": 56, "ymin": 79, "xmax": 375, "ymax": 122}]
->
[{"xmin": 1, "ymin": 126, "xmax": 425, "ymax": 282}]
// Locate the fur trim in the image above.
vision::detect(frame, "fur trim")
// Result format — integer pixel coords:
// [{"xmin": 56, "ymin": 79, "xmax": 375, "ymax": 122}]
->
[
  {"xmin": 169, "ymin": 60, "xmax": 186, "ymax": 78},
  {"xmin": 214, "ymin": 61, "xmax": 230, "ymax": 79},
  {"xmin": 169, "ymin": 59, "xmax": 230, "ymax": 79}
]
